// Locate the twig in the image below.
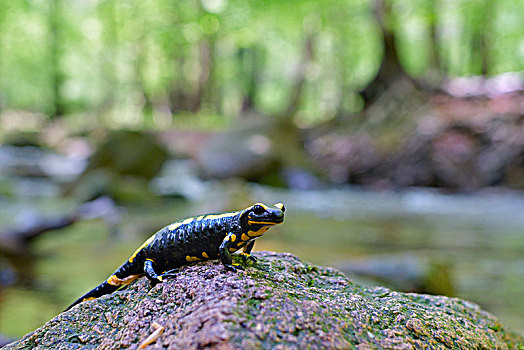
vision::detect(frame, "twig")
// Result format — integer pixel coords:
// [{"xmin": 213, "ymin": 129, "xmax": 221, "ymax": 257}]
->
[{"xmin": 138, "ymin": 321, "xmax": 165, "ymax": 349}]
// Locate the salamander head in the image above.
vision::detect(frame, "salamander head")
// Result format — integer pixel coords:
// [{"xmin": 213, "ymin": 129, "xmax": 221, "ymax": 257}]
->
[{"xmin": 240, "ymin": 202, "xmax": 285, "ymax": 229}]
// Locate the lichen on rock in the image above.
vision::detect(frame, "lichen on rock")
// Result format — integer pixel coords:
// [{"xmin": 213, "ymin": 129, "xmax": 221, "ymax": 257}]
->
[{"xmin": 5, "ymin": 252, "xmax": 523, "ymax": 349}]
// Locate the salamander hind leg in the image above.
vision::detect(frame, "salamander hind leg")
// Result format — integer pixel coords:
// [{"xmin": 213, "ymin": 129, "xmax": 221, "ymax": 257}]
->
[
  {"xmin": 144, "ymin": 259, "xmax": 163, "ymax": 285},
  {"xmin": 160, "ymin": 268, "xmax": 179, "ymax": 278},
  {"xmin": 144, "ymin": 259, "xmax": 180, "ymax": 285}
]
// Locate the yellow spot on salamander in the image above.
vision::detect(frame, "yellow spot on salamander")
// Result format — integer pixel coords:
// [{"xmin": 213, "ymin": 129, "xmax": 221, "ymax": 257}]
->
[
  {"xmin": 204, "ymin": 212, "xmax": 238, "ymax": 220},
  {"xmin": 274, "ymin": 202, "xmax": 284, "ymax": 210},
  {"xmin": 228, "ymin": 247, "xmax": 237, "ymax": 252},
  {"xmin": 248, "ymin": 226, "xmax": 269, "ymax": 237},
  {"xmin": 248, "ymin": 220, "xmax": 279, "ymax": 225},
  {"xmin": 129, "ymin": 235, "xmax": 155, "ymax": 262},
  {"xmin": 185, "ymin": 255, "xmax": 201, "ymax": 262},
  {"xmin": 107, "ymin": 275, "xmax": 119, "ymax": 285},
  {"xmin": 241, "ymin": 233, "xmax": 250, "ymax": 241},
  {"xmin": 107, "ymin": 274, "xmax": 140, "ymax": 286},
  {"xmin": 83, "ymin": 297, "xmax": 96, "ymax": 302},
  {"xmin": 168, "ymin": 222, "xmax": 182, "ymax": 231},
  {"xmin": 230, "ymin": 234, "xmax": 236, "ymax": 242},
  {"xmin": 182, "ymin": 217, "xmax": 195, "ymax": 224},
  {"xmin": 202, "ymin": 252, "xmax": 209, "ymax": 258},
  {"xmin": 196, "ymin": 215, "xmax": 205, "ymax": 220}
]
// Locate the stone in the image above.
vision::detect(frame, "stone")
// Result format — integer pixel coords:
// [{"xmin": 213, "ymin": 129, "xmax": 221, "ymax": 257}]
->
[{"xmin": 4, "ymin": 252, "xmax": 523, "ymax": 349}]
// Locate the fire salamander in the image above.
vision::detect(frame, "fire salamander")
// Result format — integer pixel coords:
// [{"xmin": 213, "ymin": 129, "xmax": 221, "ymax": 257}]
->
[{"xmin": 66, "ymin": 202, "xmax": 285, "ymax": 310}]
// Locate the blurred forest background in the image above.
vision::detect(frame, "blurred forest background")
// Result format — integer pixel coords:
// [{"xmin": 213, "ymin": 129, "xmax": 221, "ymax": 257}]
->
[{"xmin": 1, "ymin": 0, "xmax": 524, "ymax": 344}]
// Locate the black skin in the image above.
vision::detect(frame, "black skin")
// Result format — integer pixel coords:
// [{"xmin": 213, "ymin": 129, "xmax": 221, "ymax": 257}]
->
[{"xmin": 66, "ymin": 202, "xmax": 285, "ymax": 310}]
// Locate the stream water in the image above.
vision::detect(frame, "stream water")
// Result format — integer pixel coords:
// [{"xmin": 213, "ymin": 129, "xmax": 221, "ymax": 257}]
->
[{"xmin": 0, "ymin": 183, "xmax": 523, "ymax": 339}]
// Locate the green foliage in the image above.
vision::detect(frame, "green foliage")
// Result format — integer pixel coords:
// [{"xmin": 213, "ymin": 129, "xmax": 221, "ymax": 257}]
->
[{"xmin": 0, "ymin": 0, "xmax": 522, "ymax": 124}]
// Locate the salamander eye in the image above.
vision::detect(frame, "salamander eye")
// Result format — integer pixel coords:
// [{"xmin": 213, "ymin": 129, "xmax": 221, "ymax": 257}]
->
[{"xmin": 252, "ymin": 204, "xmax": 265, "ymax": 215}]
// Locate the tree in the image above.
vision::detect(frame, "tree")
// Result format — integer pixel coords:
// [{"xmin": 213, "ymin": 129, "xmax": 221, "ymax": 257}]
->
[
  {"xmin": 48, "ymin": 0, "xmax": 66, "ymax": 118},
  {"xmin": 361, "ymin": 0, "xmax": 407, "ymax": 107}
]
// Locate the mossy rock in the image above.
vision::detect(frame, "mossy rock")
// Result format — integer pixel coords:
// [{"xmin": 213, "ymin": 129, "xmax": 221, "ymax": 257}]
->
[
  {"xmin": 66, "ymin": 130, "xmax": 169, "ymax": 202},
  {"xmin": 196, "ymin": 118, "xmax": 314, "ymax": 188},
  {"xmin": 2, "ymin": 132, "xmax": 42, "ymax": 148},
  {"xmin": 5, "ymin": 252, "xmax": 523, "ymax": 349},
  {"xmin": 85, "ymin": 130, "xmax": 169, "ymax": 180}
]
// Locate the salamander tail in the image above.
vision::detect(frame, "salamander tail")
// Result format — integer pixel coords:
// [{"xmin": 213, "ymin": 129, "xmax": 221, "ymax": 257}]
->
[{"xmin": 65, "ymin": 281, "xmax": 119, "ymax": 311}]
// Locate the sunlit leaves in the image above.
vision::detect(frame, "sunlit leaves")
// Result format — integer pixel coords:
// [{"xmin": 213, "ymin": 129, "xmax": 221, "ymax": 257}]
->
[{"xmin": 0, "ymin": 0, "xmax": 522, "ymax": 123}]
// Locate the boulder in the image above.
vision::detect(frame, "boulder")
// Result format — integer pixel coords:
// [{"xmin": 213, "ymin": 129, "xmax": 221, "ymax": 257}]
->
[
  {"xmin": 66, "ymin": 130, "xmax": 169, "ymax": 203},
  {"xmin": 5, "ymin": 252, "xmax": 523, "ymax": 349},
  {"xmin": 195, "ymin": 118, "xmax": 318, "ymax": 188}
]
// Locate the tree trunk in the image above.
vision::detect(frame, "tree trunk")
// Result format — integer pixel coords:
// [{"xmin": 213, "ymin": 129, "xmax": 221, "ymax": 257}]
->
[
  {"xmin": 168, "ymin": 38, "xmax": 214, "ymax": 114},
  {"xmin": 190, "ymin": 40, "xmax": 212, "ymax": 112},
  {"xmin": 97, "ymin": 0, "xmax": 119, "ymax": 114},
  {"xmin": 203, "ymin": 36, "xmax": 219, "ymax": 112},
  {"xmin": 135, "ymin": 40, "xmax": 154, "ymax": 121},
  {"xmin": 428, "ymin": 0, "xmax": 442, "ymax": 74},
  {"xmin": 361, "ymin": 0, "xmax": 406, "ymax": 107},
  {"xmin": 282, "ymin": 33, "xmax": 315, "ymax": 118},
  {"xmin": 470, "ymin": 0, "xmax": 492, "ymax": 75},
  {"xmin": 168, "ymin": 55, "xmax": 185, "ymax": 114},
  {"xmin": 0, "ymin": 4, "xmax": 4, "ymax": 117},
  {"xmin": 49, "ymin": 0, "xmax": 66, "ymax": 118},
  {"xmin": 239, "ymin": 46, "xmax": 264, "ymax": 114}
]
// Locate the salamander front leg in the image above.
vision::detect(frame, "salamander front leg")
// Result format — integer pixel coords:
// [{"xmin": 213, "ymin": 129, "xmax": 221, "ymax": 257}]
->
[
  {"xmin": 219, "ymin": 233, "xmax": 244, "ymax": 272},
  {"xmin": 240, "ymin": 241, "xmax": 257, "ymax": 263}
]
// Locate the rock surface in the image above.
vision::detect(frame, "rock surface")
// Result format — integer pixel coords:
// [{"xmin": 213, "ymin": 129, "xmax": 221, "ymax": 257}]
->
[{"xmin": 5, "ymin": 252, "xmax": 523, "ymax": 349}]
